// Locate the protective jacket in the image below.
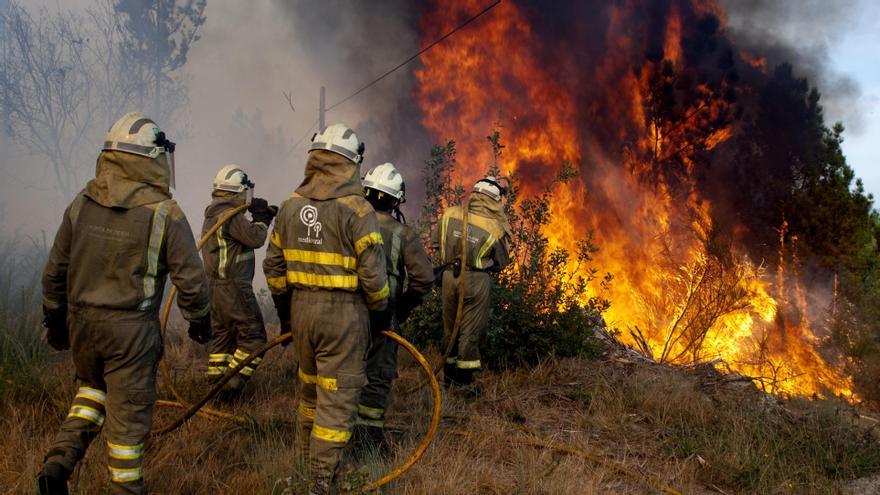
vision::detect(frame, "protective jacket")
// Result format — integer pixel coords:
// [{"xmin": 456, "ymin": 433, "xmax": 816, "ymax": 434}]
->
[
  {"xmin": 41, "ymin": 150, "xmax": 209, "ymax": 494},
  {"xmin": 358, "ymin": 211, "xmax": 434, "ymax": 426},
  {"xmin": 434, "ymin": 192, "xmax": 512, "ymax": 271},
  {"xmin": 263, "ymin": 149, "xmax": 388, "ymax": 483},
  {"xmin": 431, "ymin": 192, "xmax": 511, "ymax": 379},
  {"xmin": 201, "ymin": 191, "xmax": 268, "ymax": 380}
]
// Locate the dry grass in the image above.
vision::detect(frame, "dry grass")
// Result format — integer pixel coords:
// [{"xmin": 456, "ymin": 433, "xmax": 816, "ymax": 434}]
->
[{"xmin": 2, "ymin": 327, "xmax": 880, "ymax": 494}]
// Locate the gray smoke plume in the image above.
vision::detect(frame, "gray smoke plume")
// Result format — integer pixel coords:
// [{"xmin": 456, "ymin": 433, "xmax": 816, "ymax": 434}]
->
[{"xmin": 721, "ymin": 0, "xmax": 866, "ymax": 132}]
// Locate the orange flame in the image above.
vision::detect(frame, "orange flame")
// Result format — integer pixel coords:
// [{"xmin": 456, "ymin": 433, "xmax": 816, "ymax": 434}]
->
[{"xmin": 415, "ymin": 0, "xmax": 853, "ymax": 399}]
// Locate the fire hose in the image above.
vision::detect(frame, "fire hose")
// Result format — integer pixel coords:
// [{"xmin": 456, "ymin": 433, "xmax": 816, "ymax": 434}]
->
[
  {"xmin": 151, "ymin": 204, "xmax": 442, "ymax": 491},
  {"xmin": 150, "ymin": 203, "xmax": 682, "ymax": 494}
]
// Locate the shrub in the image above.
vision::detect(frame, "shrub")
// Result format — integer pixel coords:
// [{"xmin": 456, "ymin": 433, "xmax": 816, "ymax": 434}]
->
[{"xmin": 403, "ymin": 129, "xmax": 609, "ymax": 367}]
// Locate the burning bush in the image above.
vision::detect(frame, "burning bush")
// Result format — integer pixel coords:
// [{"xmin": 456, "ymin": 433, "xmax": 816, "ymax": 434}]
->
[{"xmin": 403, "ymin": 130, "xmax": 608, "ymax": 367}]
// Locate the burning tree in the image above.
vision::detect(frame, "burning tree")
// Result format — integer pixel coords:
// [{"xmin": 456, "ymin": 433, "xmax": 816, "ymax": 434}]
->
[{"xmin": 412, "ymin": 0, "xmax": 872, "ymax": 399}]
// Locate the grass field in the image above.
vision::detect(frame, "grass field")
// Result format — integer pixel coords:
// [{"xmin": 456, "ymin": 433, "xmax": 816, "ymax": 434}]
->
[{"xmin": 3, "ymin": 318, "xmax": 880, "ymax": 494}]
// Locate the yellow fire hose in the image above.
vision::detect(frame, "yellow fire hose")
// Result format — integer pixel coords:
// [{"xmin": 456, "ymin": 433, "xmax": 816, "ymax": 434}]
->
[
  {"xmin": 150, "ymin": 201, "xmax": 682, "ymax": 494},
  {"xmin": 152, "ymin": 203, "xmax": 442, "ymax": 490}
]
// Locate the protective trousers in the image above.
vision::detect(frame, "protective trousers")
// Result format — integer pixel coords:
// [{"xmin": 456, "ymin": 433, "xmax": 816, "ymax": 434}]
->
[
  {"xmin": 207, "ymin": 279, "xmax": 267, "ymax": 380},
  {"xmin": 442, "ymin": 270, "xmax": 492, "ymax": 382},
  {"xmin": 42, "ymin": 308, "xmax": 162, "ymax": 494},
  {"xmin": 292, "ymin": 289, "xmax": 368, "ymax": 483},
  {"xmin": 358, "ymin": 332, "xmax": 398, "ymax": 426}
]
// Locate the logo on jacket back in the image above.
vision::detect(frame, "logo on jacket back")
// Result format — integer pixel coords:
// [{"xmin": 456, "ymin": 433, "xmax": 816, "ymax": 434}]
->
[{"xmin": 298, "ymin": 205, "xmax": 323, "ymax": 245}]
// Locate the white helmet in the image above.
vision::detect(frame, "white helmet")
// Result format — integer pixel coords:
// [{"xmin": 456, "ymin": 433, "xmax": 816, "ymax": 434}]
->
[
  {"xmin": 103, "ymin": 112, "xmax": 176, "ymax": 188},
  {"xmin": 213, "ymin": 165, "xmax": 254, "ymax": 193},
  {"xmin": 309, "ymin": 123, "xmax": 364, "ymax": 164},
  {"xmin": 473, "ymin": 176, "xmax": 504, "ymax": 201},
  {"xmin": 363, "ymin": 162, "xmax": 405, "ymax": 201}
]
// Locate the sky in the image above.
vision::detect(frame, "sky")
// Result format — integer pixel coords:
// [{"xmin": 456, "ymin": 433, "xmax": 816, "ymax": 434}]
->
[
  {"xmin": 829, "ymin": 0, "xmax": 880, "ymax": 198},
  {"xmin": 2, "ymin": 0, "xmax": 879, "ymax": 234}
]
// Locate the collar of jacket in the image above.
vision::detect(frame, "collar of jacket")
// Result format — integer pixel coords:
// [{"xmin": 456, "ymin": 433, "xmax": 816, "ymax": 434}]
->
[
  {"xmin": 205, "ymin": 190, "xmax": 247, "ymax": 217},
  {"xmin": 469, "ymin": 191, "xmax": 513, "ymax": 239},
  {"xmin": 84, "ymin": 150, "xmax": 171, "ymax": 209},
  {"xmin": 294, "ymin": 149, "xmax": 363, "ymax": 200}
]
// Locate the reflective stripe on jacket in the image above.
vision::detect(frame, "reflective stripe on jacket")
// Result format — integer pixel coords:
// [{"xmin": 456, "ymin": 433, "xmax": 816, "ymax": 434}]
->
[
  {"xmin": 43, "ymin": 193, "xmax": 210, "ymax": 320},
  {"xmin": 432, "ymin": 204, "xmax": 511, "ymax": 272},
  {"xmin": 201, "ymin": 193, "xmax": 267, "ymax": 283},
  {"xmin": 263, "ymin": 192, "xmax": 389, "ymax": 311}
]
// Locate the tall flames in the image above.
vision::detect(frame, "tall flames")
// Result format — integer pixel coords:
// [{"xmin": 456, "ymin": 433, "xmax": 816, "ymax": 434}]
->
[{"xmin": 415, "ymin": 0, "xmax": 853, "ymax": 398}]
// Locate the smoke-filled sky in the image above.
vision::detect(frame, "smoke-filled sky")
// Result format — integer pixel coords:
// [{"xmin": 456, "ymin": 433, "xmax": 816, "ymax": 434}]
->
[{"xmin": 1, "ymin": 0, "xmax": 878, "ymax": 239}]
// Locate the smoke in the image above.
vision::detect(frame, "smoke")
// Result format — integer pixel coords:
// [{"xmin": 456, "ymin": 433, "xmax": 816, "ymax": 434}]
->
[{"xmin": 720, "ymin": 0, "xmax": 866, "ymax": 132}]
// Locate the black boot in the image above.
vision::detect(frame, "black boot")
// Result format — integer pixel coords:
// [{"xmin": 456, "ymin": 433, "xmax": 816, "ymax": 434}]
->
[
  {"xmin": 37, "ymin": 462, "xmax": 69, "ymax": 495},
  {"xmin": 443, "ymin": 363, "xmax": 459, "ymax": 388}
]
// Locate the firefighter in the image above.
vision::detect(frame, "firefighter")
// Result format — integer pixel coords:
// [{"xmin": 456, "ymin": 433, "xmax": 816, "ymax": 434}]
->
[
  {"xmin": 201, "ymin": 165, "xmax": 277, "ymax": 394},
  {"xmin": 356, "ymin": 163, "xmax": 434, "ymax": 442},
  {"xmin": 432, "ymin": 176, "xmax": 512, "ymax": 394},
  {"xmin": 263, "ymin": 123, "xmax": 389, "ymax": 494},
  {"xmin": 38, "ymin": 112, "xmax": 211, "ymax": 495}
]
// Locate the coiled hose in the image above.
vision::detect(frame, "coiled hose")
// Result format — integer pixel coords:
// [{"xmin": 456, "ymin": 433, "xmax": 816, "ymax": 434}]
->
[{"xmin": 151, "ymin": 204, "xmax": 442, "ymax": 490}]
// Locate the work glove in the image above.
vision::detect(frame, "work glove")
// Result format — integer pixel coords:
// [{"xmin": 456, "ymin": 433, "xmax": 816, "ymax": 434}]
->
[
  {"xmin": 42, "ymin": 305, "xmax": 70, "ymax": 351},
  {"xmin": 249, "ymin": 197, "xmax": 277, "ymax": 226},
  {"xmin": 272, "ymin": 292, "xmax": 293, "ymax": 347},
  {"xmin": 396, "ymin": 291, "xmax": 424, "ymax": 324},
  {"xmin": 369, "ymin": 309, "xmax": 393, "ymax": 338},
  {"xmin": 187, "ymin": 315, "xmax": 213, "ymax": 344}
]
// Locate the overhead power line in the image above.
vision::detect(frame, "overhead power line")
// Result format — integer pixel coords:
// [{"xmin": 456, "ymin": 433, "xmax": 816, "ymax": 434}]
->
[{"xmin": 325, "ymin": 0, "xmax": 502, "ymax": 113}]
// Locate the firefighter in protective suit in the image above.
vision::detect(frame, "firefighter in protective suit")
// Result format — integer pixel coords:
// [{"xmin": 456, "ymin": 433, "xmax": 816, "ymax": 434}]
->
[
  {"xmin": 38, "ymin": 112, "xmax": 211, "ymax": 495},
  {"xmin": 201, "ymin": 165, "xmax": 277, "ymax": 394},
  {"xmin": 263, "ymin": 123, "xmax": 389, "ymax": 494},
  {"xmin": 357, "ymin": 163, "xmax": 434, "ymax": 440},
  {"xmin": 432, "ymin": 176, "xmax": 512, "ymax": 392}
]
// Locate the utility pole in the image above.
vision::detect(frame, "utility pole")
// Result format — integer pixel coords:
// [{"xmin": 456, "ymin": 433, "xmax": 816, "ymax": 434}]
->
[{"xmin": 319, "ymin": 86, "xmax": 326, "ymax": 130}]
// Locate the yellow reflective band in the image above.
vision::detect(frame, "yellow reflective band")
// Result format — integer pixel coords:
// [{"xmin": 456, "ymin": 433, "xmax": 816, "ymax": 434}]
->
[
  {"xmin": 440, "ymin": 212, "xmax": 451, "ymax": 261},
  {"xmin": 297, "ymin": 369, "xmax": 337, "ymax": 391},
  {"xmin": 354, "ymin": 232, "xmax": 384, "ymax": 255},
  {"xmin": 312, "ymin": 424, "xmax": 352, "ymax": 443},
  {"xmin": 297, "ymin": 368, "xmax": 317, "ymax": 384},
  {"xmin": 357, "ymin": 417, "xmax": 385, "ymax": 428},
  {"xmin": 445, "ymin": 356, "xmax": 458, "ymax": 364},
  {"xmin": 456, "ymin": 359, "xmax": 482, "ymax": 369},
  {"xmin": 140, "ymin": 201, "xmax": 171, "ymax": 310},
  {"xmin": 267, "ymin": 276, "xmax": 288, "ymax": 290},
  {"xmin": 234, "ymin": 349, "xmax": 250, "ymax": 360},
  {"xmin": 107, "ymin": 442, "xmax": 143, "ymax": 460},
  {"xmin": 284, "ymin": 249, "xmax": 357, "ymax": 270},
  {"xmin": 75, "ymin": 387, "xmax": 106, "ymax": 405},
  {"xmin": 68, "ymin": 405, "xmax": 105, "ymax": 426},
  {"xmin": 317, "ymin": 375, "xmax": 337, "ymax": 391},
  {"xmin": 365, "ymin": 282, "xmax": 390, "ymax": 304},
  {"xmin": 286, "ymin": 271, "xmax": 358, "ymax": 290},
  {"xmin": 239, "ymin": 366, "xmax": 255, "ymax": 377},
  {"xmin": 271, "ymin": 230, "xmax": 282, "ymax": 248},
  {"xmin": 217, "ymin": 226, "xmax": 229, "ymax": 279},
  {"xmin": 108, "ymin": 466, "xmax": 143, "ymax": 483},
  {"xmin": 358, "ymin": 404, "xmax": 384, "ymax": 420},
  {"xmin": 206, "ymin": 367, "xmax": 225, "ymax": 376},
  {"xmin": 297, "ymin": 403, "xmax": 316, "ymax": 420},
  {"xmin": 476, "ymin": 234, "xmax": 495, "ymax": 269},
  {"xmin": 209, "ymin": 353, "xmax": 232, "ymax": 363}
]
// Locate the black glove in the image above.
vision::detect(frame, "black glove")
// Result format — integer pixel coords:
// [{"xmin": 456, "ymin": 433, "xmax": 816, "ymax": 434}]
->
[
  {"xmin": 42, "ymin": 305, "xmax": 70, "ymax": 351},
  {"xmin": 369, "ymin": 309, "xmax": 393, "ymax": 337},
  {"xmin": 272, "ymin": 292, "xmax": 293, "ymax": 347},
  {"xmin": 396, "ymin": 291, "xmax": 424, "ymax": 324},
  {"xmin": 188, "ymin": 316, "xmax": 212, "ymax": 344},
  {"xmin": 249, "ymin": 197, "xmax": 277, "ymax": 225}
]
